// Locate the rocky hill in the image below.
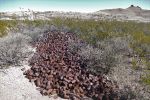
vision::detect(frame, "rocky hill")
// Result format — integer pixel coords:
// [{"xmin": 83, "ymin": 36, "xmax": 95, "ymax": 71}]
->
[{"xmin": 99, "ymin": 5, "xmax": 150, "ymax": 21}]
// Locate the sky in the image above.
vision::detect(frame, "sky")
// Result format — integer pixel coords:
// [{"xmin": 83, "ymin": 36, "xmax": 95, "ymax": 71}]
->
[{"xmin": 0, "ymin": 0, "xmax": 150, "ymax": 12}]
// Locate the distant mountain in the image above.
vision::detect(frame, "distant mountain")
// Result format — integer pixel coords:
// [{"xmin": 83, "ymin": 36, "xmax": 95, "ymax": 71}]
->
[{"xmin": 99, "ymin": 5, "xmax": 150, "ymax": 19}]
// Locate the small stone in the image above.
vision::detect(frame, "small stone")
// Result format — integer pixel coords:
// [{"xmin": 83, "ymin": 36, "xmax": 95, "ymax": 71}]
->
[{"xmin": 21, "ymin": 67, "xmax": 25, "ymax": 71}]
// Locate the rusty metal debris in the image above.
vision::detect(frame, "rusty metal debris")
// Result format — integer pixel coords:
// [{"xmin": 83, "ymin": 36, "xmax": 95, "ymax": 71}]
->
[{"xmin": 24, "ymin": 31, "xmax": 119, "ymax": 100}]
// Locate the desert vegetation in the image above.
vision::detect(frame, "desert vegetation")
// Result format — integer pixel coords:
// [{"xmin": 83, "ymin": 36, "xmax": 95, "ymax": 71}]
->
[
  {"xmin": 0, "ymin": 33, "xmax": 32, "ymax": 68},
  {"xmin": 0, "ymin": 17, "xmax": 150, "ymax": 99}
]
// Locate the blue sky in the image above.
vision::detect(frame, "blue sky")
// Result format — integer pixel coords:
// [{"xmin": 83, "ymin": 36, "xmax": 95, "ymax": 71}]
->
[{"xmin": 0, "ymin": 0, "xmax": 150, "ymax": 12}]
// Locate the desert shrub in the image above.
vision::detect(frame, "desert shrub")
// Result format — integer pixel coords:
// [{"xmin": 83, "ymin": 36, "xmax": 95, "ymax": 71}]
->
[
  {"xmin": 79, "ymin": 37, "xmax": 131, "ymax": 74},
  {"xmin": 68, "ymin": 36, "xmax": 132, "ymax": 74},
  {"xmin": 0, "ymin": 33, "xmax": 32, "ymax": 68},
  {"xmin": 79, "ymin": 44, "xmax": 115, "ymax": 74},
  {"xmin": 11, "ymin": 13, "xmax": 17, "ymax": 20},
  {"xmin": 15, "ymin": 20, "xmax": 51, "ymax": 43},
  {"xmin": 0, "ymin": 20, "xmax": 18, "ymax": 37},
  {"xmin": 131, "ymin": 59, "xmax": 139, "ymax": 70},
  {"xmin": 141, "ymin": 72, "xmax": 150, "ymax": 85},
  {"xmin": 97, "ymin": 36, "xmax": 132, "ymax": 55},
  {"xmin": 0, "ymin": 20, "xmax": 8, "ymax": 37},
  {"xmin": 22, "ymin": 26, "xmax": 48, "ymax": 43},
  {"xmin": 119, "ymin": 86, "xmax": 137, "ymax": 100},
  {"xmin": 145, "ymin": 60, "xmax": 150, "ymax": 70}
]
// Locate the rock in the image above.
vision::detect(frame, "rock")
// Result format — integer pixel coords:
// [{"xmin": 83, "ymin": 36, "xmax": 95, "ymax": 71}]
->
[{"xmin": 21, "ymin": 67, "xmax": 25, "ymax": 71}]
